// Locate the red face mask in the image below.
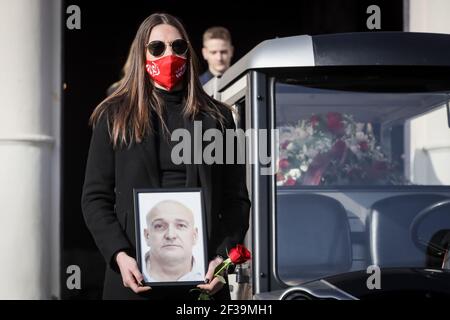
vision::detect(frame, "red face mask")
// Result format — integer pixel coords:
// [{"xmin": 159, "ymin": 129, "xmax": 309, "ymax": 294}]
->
[{"xmin": 145, "ymin": 55, "xmax": 187, "ymax": 91}]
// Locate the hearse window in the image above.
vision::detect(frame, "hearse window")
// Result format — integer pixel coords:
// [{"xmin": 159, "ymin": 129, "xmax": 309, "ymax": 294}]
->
[{"xmin": 275, "ymin": 82, "xmax": 450, "ymax": 187}]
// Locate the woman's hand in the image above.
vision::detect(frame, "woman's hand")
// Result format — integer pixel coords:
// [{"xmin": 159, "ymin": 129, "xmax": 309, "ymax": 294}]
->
[
  {"xmin": 115, "ymin": 251, "xmax": 152, "ymax": 294},
  {"xmin": 196, "ymin": 256, "xmax": 225, "ymax": 295}
]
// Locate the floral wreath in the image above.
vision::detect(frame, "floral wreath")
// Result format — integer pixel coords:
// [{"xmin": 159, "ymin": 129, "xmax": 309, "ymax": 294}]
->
[{"xmin": 277, "ymin": 112, "xmax": 406, "ymax": 186}]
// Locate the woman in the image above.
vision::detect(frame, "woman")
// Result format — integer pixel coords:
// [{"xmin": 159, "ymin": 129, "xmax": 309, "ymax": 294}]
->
[{"xmin": 81, "ymin": 13, "xmax": 250, "ymax": 300}]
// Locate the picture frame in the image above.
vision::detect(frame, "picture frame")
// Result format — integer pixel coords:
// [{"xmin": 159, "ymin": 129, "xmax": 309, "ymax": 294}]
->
[{"xmin": 133, "ymin": 188, "xmax": 208, "ymax": 286}]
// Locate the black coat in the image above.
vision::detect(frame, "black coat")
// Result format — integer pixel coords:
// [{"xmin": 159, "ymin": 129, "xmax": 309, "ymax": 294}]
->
[{"xmin": 81, "ymin": 102, "xmax": 251, "ymax": 299}]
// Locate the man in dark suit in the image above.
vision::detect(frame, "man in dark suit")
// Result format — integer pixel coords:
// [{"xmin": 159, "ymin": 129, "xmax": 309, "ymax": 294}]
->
[{"xmin": 199, "ymin": 26, "xmax": 234, "ymax": 86}]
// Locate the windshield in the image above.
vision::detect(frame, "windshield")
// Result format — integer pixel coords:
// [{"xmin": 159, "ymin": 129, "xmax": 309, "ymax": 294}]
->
[{"xmin": 274, "ymin": 80, "xmax": 450, "ymax": 286}]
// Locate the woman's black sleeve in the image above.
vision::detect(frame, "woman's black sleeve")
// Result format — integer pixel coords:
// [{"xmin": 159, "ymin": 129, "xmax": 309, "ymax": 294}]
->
[
  {"xmin": 81, "ymin": 114, "xmax": 131, "ymax": 269},
  {"xmin": 215, "ymin": 109, "xmax": 251, "ymax": 258}
]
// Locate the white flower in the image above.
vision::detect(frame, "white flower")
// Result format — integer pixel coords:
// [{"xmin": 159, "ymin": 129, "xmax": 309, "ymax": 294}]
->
[
  {"xmin": 300, "ymin": 164, "xmax": 308, "ymax": 172},
  {"xmin": 286, "ymin": 142, "xmax": 295, "ymax": 151},
  {"xmin": 295, "ymin": 128, "xmax": 309, "ymax": 140},
  {"xmin": 280, "ymin": 130, "xmax": 294, "ymax": 141},
  {"xmin": 345, "ymin": 127, "xmax": 352, "ymax": 136},
  {"xmin": 355, "ymin": 131, "xmax": 367, "ymax": 142},
  {"xmin": 288, "ymin": 168, "xmax": 301, "ymax": 178},
  {"xmin": 276, "ymin": 180, "xmax": 285, "ymax": 186},
  {"xmin": 356, "ymin": 123, "xmax": 365, "ymax": 132},
  {"xmin": 306, "ymin": 148, "xmax": 318, "ymax": 158},
  {"xmin": 350, "ymin": 145, "xmax": 359, "ymax": 154}
]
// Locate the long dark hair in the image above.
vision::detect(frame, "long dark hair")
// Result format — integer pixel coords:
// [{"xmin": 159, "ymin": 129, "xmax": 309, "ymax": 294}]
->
[{"xmin": 90, "ymin": 13, "xmax": 230, "ymax": 148}]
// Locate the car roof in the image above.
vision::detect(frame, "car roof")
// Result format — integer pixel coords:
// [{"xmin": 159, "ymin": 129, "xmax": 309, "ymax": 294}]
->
[{"xmin": 211, "ymin": 32, "xmax": 450, "ymax": 92}]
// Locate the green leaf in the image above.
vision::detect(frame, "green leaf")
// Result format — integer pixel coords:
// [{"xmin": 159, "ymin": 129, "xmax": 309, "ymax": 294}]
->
[
  {"xmin": 198, "ymin": 292, "xmax": 212, "ymax": 300},
  {"xmin": 216, "ymin": 275, "xmax": 226, "ymax": 284}
]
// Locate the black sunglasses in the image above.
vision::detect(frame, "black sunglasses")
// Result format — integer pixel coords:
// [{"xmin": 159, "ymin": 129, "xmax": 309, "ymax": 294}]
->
[{"xmin": 146, "ymin": 39, "xmax": 189, "ymax": 57}]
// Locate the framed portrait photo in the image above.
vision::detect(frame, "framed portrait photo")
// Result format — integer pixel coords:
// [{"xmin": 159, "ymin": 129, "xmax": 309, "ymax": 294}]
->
[{"xmin": 133, "ymin": 188, "xmax": 208, "ymax": 286}]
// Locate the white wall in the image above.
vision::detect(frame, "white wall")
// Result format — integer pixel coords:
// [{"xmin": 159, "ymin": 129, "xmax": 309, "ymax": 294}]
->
[
  {"xmin": 407, "ymin": 107, "xmax": 450, "ymax": 185},
  {"xmin": 407, "ymin": 0, "xmax": 450, "ymax": 33},
  {"xmin": 405, "ymin": 0, "xmax": 450, "ymax": 185},
  {"xmin": 0, "ymin": 0, "xmax": 61, "ymax": 299}
]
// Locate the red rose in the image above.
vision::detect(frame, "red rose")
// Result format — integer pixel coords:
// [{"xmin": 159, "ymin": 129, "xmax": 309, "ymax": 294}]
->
[
  {"xmin": 359, "ymin": 141, "xmax": 369, "ymax": 152},
  {"xmin": 280, "ymin": 141, "xmax": 290, "ymax": 149},
  {"xmin": 326, "ymin": 112, "xmax": 344, "ymax": 135},
  {"xmin": 198, "ymin": 245, "xmax": 252, "ymax": 299},
  {"xmin": 310, "ymin": 115, "xmax": 320, "ymax": 128},
  {"xmin": 228, "ymin": 244, "xmax": 251, "ymax": 264},
  {"xmin": 285, "ymin": 177, "xmax": 296, "ymax": 186},
  {"xmin": 278, "ymin": 159, "xmax": 290, "ymax": 170}
]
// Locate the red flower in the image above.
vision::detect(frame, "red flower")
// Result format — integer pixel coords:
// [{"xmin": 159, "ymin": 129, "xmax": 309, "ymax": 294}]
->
[
  {"xmin": 359, "ymin": 141, "xmax": 369, "ymax": 152},
  {"xmin": 228, "ymin": 244, "xmax": 252, "ymax": 264},
  {"xmin": 310, "ymin": 115, "xmax": 320, "ymax": 128},
  {"xmin": 280, "ymin": 141, "xmax": 290, "ymax": 149},
  {"xmin": 193, "ymin": 244, "xmax": 252, "ymax": 300},
  {"xmin": 285, "ymin": 177, "xmax": 296, "ymax": 186},
  {"xmin": 278, "ymin": 159, "xmax": 290, "ymax": 170},
  {"xmin": 326, "ymin": 112, "xmax": 344, "ymax": 135}
]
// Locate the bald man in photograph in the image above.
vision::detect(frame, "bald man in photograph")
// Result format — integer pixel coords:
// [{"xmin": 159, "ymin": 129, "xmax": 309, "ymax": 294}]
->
[{"xmin": 143, "ymin": 200, "xmax": 203, "ymax": 282}]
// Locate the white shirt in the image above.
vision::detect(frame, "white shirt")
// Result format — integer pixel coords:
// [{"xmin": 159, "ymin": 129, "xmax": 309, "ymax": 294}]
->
[{"xmin": 143, "ymin": 253, "xmax": 204, "ymax": 283}]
